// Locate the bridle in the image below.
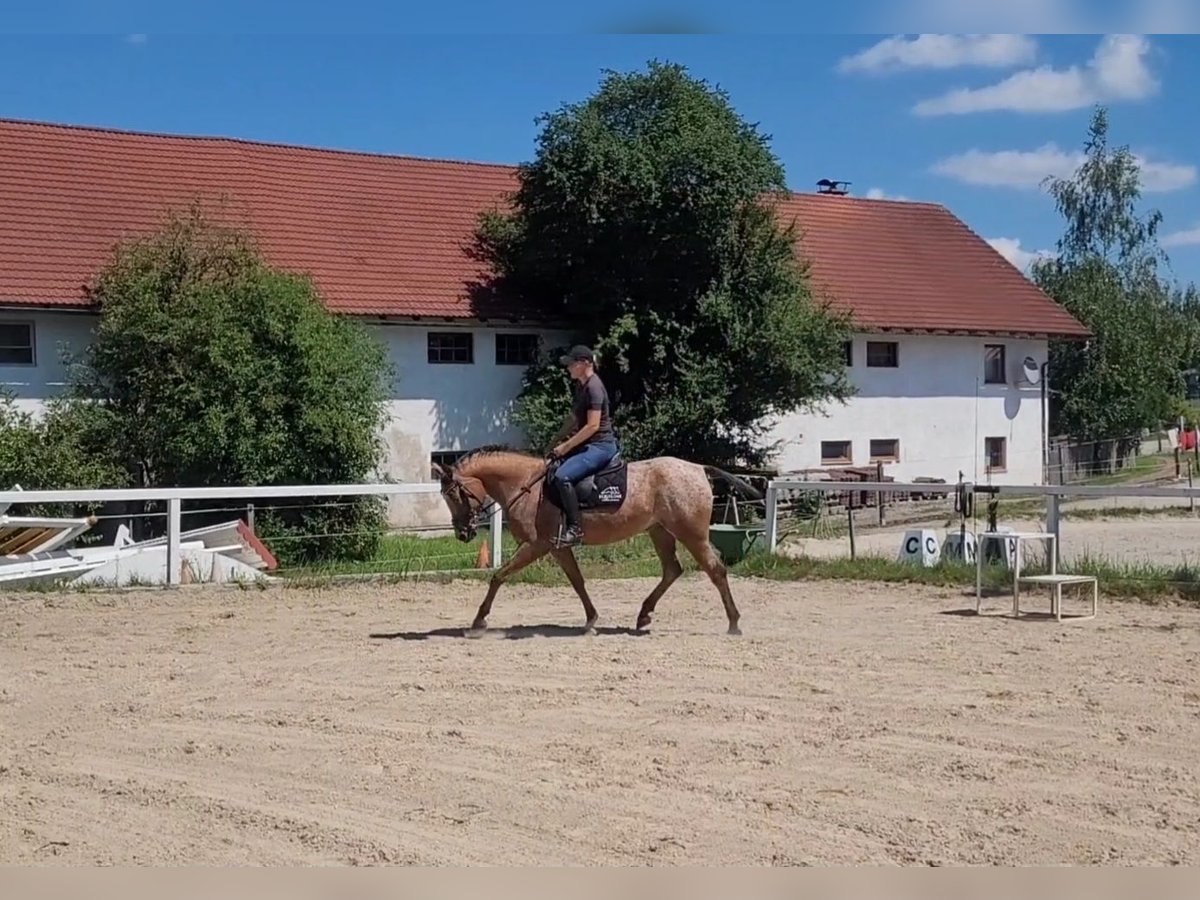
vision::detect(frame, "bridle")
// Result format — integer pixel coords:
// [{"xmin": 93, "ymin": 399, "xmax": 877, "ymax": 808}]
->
[{"xmin": 440, "ymin": 467, "xmax": 549, "ymax": 530}]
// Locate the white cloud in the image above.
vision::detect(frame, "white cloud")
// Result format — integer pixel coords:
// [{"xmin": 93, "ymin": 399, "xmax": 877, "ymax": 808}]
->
[
  {"xmin": 1162, "ymin": 225, "xmax": 1200, "ymax": 249},
  {"xmin": 875, "ymin": 0, "xmax": 1199, "ymax": 34},
  {"xmin": 913, "ymin": 34, "xmax": 1158, "ymax": 116},
  {"xmin": 986, "ymin": 237, "xmax": 1056, "ymax": 272},
  {"xmin": 933, "ymin": 144, "xmax": 1079, "ymax": 189},
  {"xmin": 865, "ymin": 187, "xmax": 912, "ymax": 201},
  {"xmin": 838, "ymin": 34, "xmax": 1037, "ymax": 74},
  {"xmin": 931, "ymin": 143, "xmax": 1195, "ymax": 193}
]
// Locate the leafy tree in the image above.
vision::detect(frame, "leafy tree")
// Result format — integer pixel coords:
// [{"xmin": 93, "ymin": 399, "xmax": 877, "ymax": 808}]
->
[
  {"xmin": 66, "ymin": 203, "xmax": 394, "ymax": 564},
  {"xmin": 0, "ymin": 390, "xmax": 128, "ymax": 518},
  {"xmin": 1033, "ymin": 106, "xmax": 1189, "ymax": 447},
  {"xmin": 476, "ymin": 60, "xmax": 853, "ymax": 468}
]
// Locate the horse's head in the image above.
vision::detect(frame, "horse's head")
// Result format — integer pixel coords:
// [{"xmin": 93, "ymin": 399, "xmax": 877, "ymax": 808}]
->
[{"xmin": 432, "ymin": 462, "xmax": 486, "ymax": 543}]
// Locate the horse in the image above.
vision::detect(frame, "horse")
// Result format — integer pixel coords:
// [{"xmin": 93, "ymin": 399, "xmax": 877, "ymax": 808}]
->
[{"xmin": 431, "ymin": 445, "xmax": 761, "ymax": 637}]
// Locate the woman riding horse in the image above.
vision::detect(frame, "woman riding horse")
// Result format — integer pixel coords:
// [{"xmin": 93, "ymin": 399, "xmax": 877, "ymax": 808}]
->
[{"xmin": 545, "ymin": 345, "xmax": 620, "ymax": 547}]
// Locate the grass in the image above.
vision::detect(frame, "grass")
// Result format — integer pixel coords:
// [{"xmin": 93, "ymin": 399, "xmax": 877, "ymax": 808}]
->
[
  {"xmin": 278, "ymin": 527, "xmax": 1200, "ymax": 604},
  {"xmin": 1083, "ymin": 450, "xmax": 1172, "ymax": 486}
]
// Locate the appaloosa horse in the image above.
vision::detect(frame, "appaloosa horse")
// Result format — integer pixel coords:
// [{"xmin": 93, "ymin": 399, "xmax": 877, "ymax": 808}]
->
[{"xmin": 432, "ymin": 446, "xmax": 757, "ymax": 636}]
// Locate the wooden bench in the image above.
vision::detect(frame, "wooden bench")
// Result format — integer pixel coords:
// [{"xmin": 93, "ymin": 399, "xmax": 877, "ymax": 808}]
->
[{"xmin": 1016, "ymin": 573, "xmax": 1098, "ymax": 623}]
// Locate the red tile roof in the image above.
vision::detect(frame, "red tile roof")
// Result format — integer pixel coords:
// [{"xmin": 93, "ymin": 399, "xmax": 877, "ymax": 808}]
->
[
  {"xmin": 0, "ymin": 118, "xmax": 1088, "ymax": 338},
  {"xmin": 776, "ymin": 193, "xmax": 1088, "ymax": 337}
]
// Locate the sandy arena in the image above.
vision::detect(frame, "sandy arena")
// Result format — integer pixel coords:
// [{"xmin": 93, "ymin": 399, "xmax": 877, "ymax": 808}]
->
[{"xmin": 3, "ymin": 573, "xmax": 1200, "ymax": 866}]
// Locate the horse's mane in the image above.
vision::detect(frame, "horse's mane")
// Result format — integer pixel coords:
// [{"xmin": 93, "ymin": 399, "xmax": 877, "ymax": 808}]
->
[{"xmin": 453, "ymin": 444, "xmax": 540, "ymax": 469}]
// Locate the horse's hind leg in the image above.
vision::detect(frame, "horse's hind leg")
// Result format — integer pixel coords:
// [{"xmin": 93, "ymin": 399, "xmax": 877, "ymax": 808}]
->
[
  {"xmin": 635, "ymin": 525, "xmax": 683, "ymax": 631},
  {"xmin": 678, "ymin": 531, "xmax": 741, "ymax": 635},
  {"xmin": 551, "ymin": 547, "xmax": 599, "ymax": 632}
]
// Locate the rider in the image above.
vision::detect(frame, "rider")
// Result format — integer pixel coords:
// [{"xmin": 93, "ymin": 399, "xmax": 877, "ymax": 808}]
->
[{"xmin": 546, "ymin": 345, "xmax": 619, "ymax": 547}]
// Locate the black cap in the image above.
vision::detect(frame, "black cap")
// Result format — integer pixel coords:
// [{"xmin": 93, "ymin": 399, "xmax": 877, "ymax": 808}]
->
[{"xmin": 559, "ymin": 345, "xmax": 594, "ymax": 365}]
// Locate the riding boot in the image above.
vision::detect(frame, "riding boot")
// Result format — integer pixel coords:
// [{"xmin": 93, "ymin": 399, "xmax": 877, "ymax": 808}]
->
[{"xmin": 556, "ymin": 479, "xmax": 584, "ymax": 547}]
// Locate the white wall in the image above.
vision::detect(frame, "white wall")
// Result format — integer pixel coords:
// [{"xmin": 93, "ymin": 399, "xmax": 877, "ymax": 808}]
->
[
  {"xmin": 764, "ymin": 333, "xmax": 1048, "ymax": 485},
  {"xmin": 0, "ymin": 310, "xmax": 97, "ymax": 413},
  {"xmin": 0, "ymin": 309, "xmax": 568, "ymax": 529},
  {"xmin": 0, "ymin": 310, "xmax": 1048, "ymax": 526},
  {"xmin": 371, "ymin": 321, "xmax": 569, "ymax": 527}
]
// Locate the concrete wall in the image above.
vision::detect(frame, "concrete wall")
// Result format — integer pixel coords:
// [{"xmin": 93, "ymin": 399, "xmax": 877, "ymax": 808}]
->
[{"xmin": 764, "ymin": 333, "xmax": 1048, "ymax": 485}]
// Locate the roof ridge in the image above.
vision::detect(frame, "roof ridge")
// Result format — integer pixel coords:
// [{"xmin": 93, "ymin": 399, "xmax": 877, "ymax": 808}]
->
[
  {"xmin": 783, "ymin": 191, "xmax": 946, "ymax": 210},
  {"xmin": 0, "ymin": 115, "xmax": 519, "ymax": 172}
]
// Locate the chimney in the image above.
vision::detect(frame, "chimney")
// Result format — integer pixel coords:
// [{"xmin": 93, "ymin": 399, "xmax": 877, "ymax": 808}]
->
[{"xmin": 816, "ymin": 179, "xmax": 851, "ymax": 196}]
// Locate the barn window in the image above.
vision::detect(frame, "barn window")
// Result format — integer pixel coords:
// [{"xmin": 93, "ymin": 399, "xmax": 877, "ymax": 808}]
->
[
  {"xmin": 869, "ymin": 438, "xmax": 899, "ymax": 462},
  {"xmin": 427, "ymin": 332, "xmax": 473, "ymax": 364},
  {"xmin": 495, "ymin": 333, "xmax": 540, "ymax": 366},
  {"xmin": 984, "ymin": 344, "xmax": 1006, "ymax": 384},
  {"xmin": 431, "ymin": 450, "xmax": 464, "ymax": 468},
  {"xmin": 0, "ymin": 321, "xmax": 34, "ymax": 366},
  {"xmin": 866, "ymin": 341, "xmax": 898, "ymax": 367},
  {"xmin": 821, "ymin": 440, "xmax": 852, "ymax": 465},
  {"xmin": 985, "ymin": 436, "xmax": 1007, "ymax": 472},
  {"xmin": 842, "ymin": 340, "xmax": 853, "ymax": 366}
]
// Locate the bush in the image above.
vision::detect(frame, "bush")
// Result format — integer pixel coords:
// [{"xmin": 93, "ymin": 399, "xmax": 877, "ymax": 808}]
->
[{"xmin": 64, "ymin": 202, "xmax": 394, "ymax": 564}]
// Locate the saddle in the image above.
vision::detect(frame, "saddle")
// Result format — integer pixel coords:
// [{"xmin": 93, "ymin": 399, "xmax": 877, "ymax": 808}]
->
[{"xmin": 545, "ymin": 454, "xmax": 629, "ymax": 512}]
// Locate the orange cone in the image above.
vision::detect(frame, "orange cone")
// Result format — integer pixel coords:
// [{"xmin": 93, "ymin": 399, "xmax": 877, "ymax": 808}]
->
[{"xmin": 476, "ymin": 540, "xmax": 490, "ymax": 568}]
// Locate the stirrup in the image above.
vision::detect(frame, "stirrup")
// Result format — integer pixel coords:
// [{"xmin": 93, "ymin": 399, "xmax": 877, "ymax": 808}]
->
[{"xmin": 554, "ymin": 523, "xmax": 583, "ymax": 548}]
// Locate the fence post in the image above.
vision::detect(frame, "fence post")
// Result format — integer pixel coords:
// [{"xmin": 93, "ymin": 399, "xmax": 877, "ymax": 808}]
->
[
  {"xmin": 1189, "ymin": 461, "xmax": 1195, "ymax": 516},
  {"xmin": 246, "ymin": 502, "xmax": 255, "ymax": 534},
  {"xmin": 876, "ymin": 461, "xmax": 885, "ymax": 526},
  {"xmin": 167, "ymin": 496, "xmax": 182, "ymax": 587},
  {"xmin": 764, "ymin": 484, "xmax": 778, "ymax": 554},
  {"xmin": 1046, "ymin": 492, "xmax": 1061, "ymax": 571},
  {"xmin": 489, "ymin": 504, "xmax": 503, "ymax": 569}
]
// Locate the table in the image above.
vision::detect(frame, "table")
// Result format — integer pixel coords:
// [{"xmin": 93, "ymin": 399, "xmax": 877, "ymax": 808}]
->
[{"xmin": 975, "ymin": 530, "xmax": 1057, "ymax": 616}]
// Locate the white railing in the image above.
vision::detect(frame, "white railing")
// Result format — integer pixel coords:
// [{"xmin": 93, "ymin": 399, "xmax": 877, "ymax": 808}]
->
[
  {"xmin": 0, "ymin": 482, "xmax": 503, "ymax": 583},
  {"xmin": 762, "ymin": 479, "xmax": 1200, "ymax": 555}
]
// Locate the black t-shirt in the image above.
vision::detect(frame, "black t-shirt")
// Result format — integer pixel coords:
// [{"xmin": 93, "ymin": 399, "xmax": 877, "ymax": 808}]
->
[{"xmin": 572, "ymin": 374, "xmax": 615, "ymax": 442}]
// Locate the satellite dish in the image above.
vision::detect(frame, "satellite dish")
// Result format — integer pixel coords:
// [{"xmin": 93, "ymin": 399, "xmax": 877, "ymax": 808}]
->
[{"xmin": 1020, "ymin": 356, "xmax": 1041, "ymax": 385}]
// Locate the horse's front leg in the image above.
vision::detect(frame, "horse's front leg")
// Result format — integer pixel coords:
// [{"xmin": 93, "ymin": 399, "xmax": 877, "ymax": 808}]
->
[
  {"xmin": 469, "ymin": 541, "xmax": 549, "ymax": 636},
  {"xmin": 551, "ymin": 547, "xmax": 599, "ymax": 632}
]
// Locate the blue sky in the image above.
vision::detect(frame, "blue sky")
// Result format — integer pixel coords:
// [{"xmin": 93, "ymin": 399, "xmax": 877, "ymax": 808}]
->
[{"xmin": 2, "ymin": 31, "xmax": 1200, "ymax": 284}]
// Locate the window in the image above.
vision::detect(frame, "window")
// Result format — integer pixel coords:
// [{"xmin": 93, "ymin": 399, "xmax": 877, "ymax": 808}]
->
[
  {"xmin": 821, "ymin": 440, "xmax": 852, "ymax": 465},
  {"xmin": 431, "ymin": 450, "xmax": 464, "ymax": 468},
  {"xmin": 495, "ymin": 333, "xmax": 540, "ymax": 366},
  {"xmin": 842, "ymin": 340, "xmax": 853, "ymax": 366},
  {"xmin": 866, "ymin": 341, "xmax": 898, "ymax": 368},
  {"xmin": 427, "ymin": 332, "xmax": 473, "ymax": 364},
  {"xmin": 984, "ymin": 344, "xmax": 1006, "ymax": 384},
  {"xmin": 869, "ymin": 438, "xmax": 899, "ymax": 462},
  {"xmin": 0, "ymin": 321, "xmax": 34, "ymax": 366},
  {"xmin": 985, "ymin": 437, "xmax": 1007, "ymax": 472}
]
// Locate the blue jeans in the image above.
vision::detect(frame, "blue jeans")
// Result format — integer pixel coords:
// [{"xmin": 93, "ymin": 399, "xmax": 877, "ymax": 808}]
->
[{"xmin": 554, "ymin": 439, "xmax": 619, "ymax": 486}]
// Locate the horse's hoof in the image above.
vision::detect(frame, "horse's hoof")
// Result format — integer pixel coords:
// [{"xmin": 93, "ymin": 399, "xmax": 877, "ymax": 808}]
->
[
  {"xmin": 466, "ymin": 622, "xmax": 487, "ymax": 639},
  {"xmin": 635, "ymin": 616, "xmax": 651, "ymax": 632},
  {"xmin": 727, "ymin": 623, "xmax": 742, "ymax": 636}
]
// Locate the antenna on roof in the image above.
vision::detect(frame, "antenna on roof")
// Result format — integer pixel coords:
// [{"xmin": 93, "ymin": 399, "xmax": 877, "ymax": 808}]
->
[{"xmin": 816, "ymin": 179, "xmax": 851, "ymax": 196}]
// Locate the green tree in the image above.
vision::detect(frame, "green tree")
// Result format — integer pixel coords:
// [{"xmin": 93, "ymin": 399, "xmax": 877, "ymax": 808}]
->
[
  {"xmin": 476, "ymin": 60, "xmax": 853, "ymax": 468},
  {"xmin": 67, "ymin": 203, "xmax": 394, "ymax": 564},
  {"xmin": 1034, "ymin": 106, "xmax": 1188, "ymax": 447},
  {"xmin": 0, "ymin": 390, "xmax": 128, "ymax": 518}
]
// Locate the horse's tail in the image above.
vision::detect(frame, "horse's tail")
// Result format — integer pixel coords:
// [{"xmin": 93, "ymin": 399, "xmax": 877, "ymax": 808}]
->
[{"xmin": 703, "ymin": 465, "xmax": 764, "ymax": 501}]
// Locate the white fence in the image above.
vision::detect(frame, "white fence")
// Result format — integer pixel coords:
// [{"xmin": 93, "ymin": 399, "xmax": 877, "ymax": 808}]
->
[
  {"xmin": 0, "ymin": 482, "xmax": 503, "ymax": 584},
  {"xmin": 762, "ymin": 478, "xmax": 1200, "ymax": 558}
]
